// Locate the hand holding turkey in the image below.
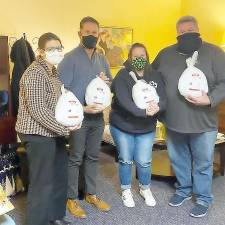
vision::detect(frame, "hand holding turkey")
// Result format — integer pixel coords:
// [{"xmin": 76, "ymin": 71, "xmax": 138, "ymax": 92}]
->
[
  {"xmin": 185, "ymin": 91, "xmax": 211, "ymax": 106},
  {"xmin": 67, "ymin": 122, "xmax": 83, "ymax": 131},
  {"xmin": 83, "ymin": 104, "xmax": 104, "ymax": 114},
  {"xmin": 146, "ymin": 101, "xmax": 160, "ymax": 116}
]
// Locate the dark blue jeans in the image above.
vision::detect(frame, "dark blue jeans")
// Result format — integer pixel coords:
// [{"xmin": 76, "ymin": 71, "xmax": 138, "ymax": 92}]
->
[
  {"xmin": 110, "ymin": 126, "xmax": 155, "ymax": 190},
  {"xmin": 167, "ymin": 129, "xmax": 217, "ymax": 207}
]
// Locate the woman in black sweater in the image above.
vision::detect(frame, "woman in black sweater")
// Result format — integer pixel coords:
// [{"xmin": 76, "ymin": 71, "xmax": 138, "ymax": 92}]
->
[{"xmin": 110, "ymin": 43, "xmax": 166, "ymax": 208}]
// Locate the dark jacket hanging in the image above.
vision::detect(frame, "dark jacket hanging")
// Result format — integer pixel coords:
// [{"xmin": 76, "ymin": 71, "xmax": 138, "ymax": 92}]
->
[{"xmin": 10, "ymin": 38, "xmax": 35, "ymax": 117}]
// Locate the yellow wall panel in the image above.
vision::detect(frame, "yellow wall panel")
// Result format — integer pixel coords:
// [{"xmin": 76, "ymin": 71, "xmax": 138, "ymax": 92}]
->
[
  {"xmin": 0, "ymin": 0, "xmax": 224, "ymax": 76},
  {"xmin": 0, "ymin": 0, "xmax": 180, "ymax": 61},
  {"xmin": 181, "ymin": 0, "xmax": 225, "ymax": 45}
]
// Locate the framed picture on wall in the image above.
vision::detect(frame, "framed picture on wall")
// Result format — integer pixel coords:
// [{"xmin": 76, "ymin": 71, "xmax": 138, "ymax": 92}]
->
[{"xmin": 97, "ymin": 26, "xmax": 133, "ymax": 68}]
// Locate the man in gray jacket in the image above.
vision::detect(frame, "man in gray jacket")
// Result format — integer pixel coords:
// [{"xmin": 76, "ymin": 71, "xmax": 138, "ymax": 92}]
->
[
  {"xmin": 152, "ymin": 16, "xmax": 225, "ymax": 218},
  {"xmin": 58, "ymin": 17, "xmax": 112, "ymax": 219}
]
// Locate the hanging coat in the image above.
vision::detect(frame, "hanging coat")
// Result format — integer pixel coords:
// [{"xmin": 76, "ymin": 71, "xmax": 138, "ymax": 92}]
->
[{"xmin": 10, "ymin": 38, "xmax": 35, "ymax": 117}]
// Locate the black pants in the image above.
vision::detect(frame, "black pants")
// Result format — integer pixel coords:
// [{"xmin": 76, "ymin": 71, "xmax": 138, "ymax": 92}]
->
[
  {"xmin": 67, "ymin": 117, "xmax": 104, "ymax": 199},
  {"xmin": 19, "ymin": 134, "xmax": 68, "ymax": 225}
]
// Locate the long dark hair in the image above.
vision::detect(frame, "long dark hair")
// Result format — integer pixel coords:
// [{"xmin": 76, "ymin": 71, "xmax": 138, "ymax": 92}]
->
[{"xmin": 128, "ymin": 43, "xmax": 150, "ymax": 63}]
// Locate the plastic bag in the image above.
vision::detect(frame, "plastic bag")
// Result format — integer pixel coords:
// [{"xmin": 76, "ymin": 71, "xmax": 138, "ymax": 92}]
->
[
  {"xmin": 85, "ymin": 76, "xmax": 111, "ymax": 109},
  {"xmin": 178, "ymin": 51, "xmax": 208, "ymax": 98},
  {"xmin": 0, "ymin": 215, "xmax": 16, "ymax": 225},
  {"xmin": 130, "ymin": 71, "xmax": 159, "ymax": 109},
  {"xmin": 55, "ymin": 85, "xmax": 84, "ymax": 126}
]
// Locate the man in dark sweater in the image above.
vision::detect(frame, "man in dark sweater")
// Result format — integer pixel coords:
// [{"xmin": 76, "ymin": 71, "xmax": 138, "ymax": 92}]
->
[
  {"xmin": 152, "ymin": 16, "xmax": 225, "ymax": 218},
  {"xmin": 58, "ymin": 17, "xmax": 112, "ymax": 219}
]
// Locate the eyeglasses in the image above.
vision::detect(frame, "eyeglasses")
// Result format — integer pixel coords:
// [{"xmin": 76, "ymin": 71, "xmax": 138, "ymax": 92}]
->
[{"xmin": 45, "ymin": 46, "xmax": 64, "ymax": 53}]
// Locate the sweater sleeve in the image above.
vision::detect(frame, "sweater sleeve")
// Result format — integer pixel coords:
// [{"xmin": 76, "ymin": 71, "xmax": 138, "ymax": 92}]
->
[
  {"xmin": 24, "ymin": 71, "xmax": 69, "ymax": 136},
  {"xmin": 112, "ymin": 71, "xmax": 147, "ymax": 118},
  {"xmin": 208, "ymin": 47, "xmax": 225, "ymax": 107}
]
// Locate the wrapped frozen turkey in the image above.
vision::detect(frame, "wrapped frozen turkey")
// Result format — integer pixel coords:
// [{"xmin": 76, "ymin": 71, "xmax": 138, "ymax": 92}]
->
[
  {"xmin": 55, "ymin": 85, "xmax": 84, "ymax": 126},
  {"xmin": 85, "ymin": 76, "xmax": 111, "ymax": 109},
  {"xmin": 178, "ymin": 51, "xmax": 208, "ymax": 98},
  {"xmin": 130, "ymin": 71, "xmax": 159, "ymax": 110}
]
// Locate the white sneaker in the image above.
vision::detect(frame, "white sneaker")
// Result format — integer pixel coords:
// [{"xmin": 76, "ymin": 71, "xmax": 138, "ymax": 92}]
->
[
  {"xmin": 122, "ymin": 189, "xmax": 135, "ymax": 208},
  {"xmin": 140, "ymin": 188, "xmax": 156, "ymax": 207}
]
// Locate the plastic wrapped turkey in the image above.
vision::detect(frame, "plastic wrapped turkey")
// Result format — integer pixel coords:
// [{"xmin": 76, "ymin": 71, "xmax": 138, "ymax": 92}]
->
[
  {"xmin": 85, "ymin": 76, "xmax": 111, "ymax": 109},
  {"xmin": 178, "ymin": 51, "xmax": 208, "ymax": 98},
  {"xmin": 130, "ymin": 71, "xmax": 159, "ymax": 109},
  {"xmin": 55, "ymin": 85, "xmax": 84, "ymax": 126}
]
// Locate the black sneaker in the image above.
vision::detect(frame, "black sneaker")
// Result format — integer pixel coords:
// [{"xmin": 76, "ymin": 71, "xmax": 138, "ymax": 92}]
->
[
  {"xmin": 169, "ymin": 194, "xmax": 192, "ymax": 207},
  {"xmin": 190, "ymin": 204, "xmax": 209, "ymax": 218}
]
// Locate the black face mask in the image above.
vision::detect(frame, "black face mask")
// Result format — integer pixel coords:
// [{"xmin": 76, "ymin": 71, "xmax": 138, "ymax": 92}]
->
[
  {"xmin": 177, "ymin": 32, "xmax": 202, "ymax": 55},
  {"xmin": 82, "ymin": 35, "xmax": 98, "ymax": 49}
]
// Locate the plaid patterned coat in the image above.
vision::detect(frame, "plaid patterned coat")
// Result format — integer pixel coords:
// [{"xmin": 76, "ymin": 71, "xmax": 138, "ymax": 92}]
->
[{"xmin": 16, "ymin": 58, "xmax": 70, "ymax": 137}]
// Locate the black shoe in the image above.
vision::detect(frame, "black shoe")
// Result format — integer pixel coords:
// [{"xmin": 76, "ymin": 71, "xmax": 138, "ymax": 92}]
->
[
  {"xmin": 50, "ymin": 219, "xmax": 71, "ymax": 225},
  {"xmin": 190, "ymin": 204, "xmax": 209, "ymax": 218},
  {"xmin": 169, "ymin": 194, "xmax": 192, "ymax": 207}
]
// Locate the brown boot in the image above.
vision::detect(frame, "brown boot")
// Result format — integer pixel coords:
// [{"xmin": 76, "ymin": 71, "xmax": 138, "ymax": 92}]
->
[
  {"xmin": 85, "ymin": 194, "xmax": 111, "ymax": 212},
  {"xmin": 67, "ymin": 199, "xmax": 87, "ymax": 219}
]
